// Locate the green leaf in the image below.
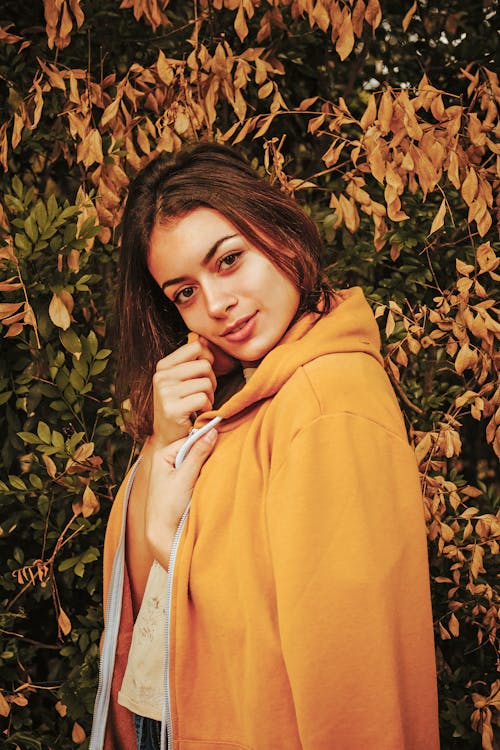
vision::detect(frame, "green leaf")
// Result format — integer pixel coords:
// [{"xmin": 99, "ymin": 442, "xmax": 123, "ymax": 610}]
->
[
  {"xmin": 60, "ymin": 328, "xmax": 82, "ymax": 355},
  {"xmin": 29, "ymin": 474, "xmax": 43, "ymax": 489},
  {"xmin": 72, "ymin": 357, "xmax": 89, "ymax": 378},
  {"xmin": 69, "ymin": 370, "xmax": 86, "ymax": 391},
  {"xmin": 17, "ymin": 432, "xmax": 41, "ymax": 445},
  {"xmin": 51, "ymin": 431, "xmax": 65, "ymax": 449},
  {"xmin": 95, "ymin": 348, "xmax": 112, "ymax": 360},
  {"xmin": 14, "ymin": 232, "xmax": 31, "ymax": 253},
  {"xmin": 24, "ymin": 215, "xmax": 39, "ymax": 243},
  {"xmin": 9, "ymin": 475, "xmax": 27, "ymax": 491},
  {"xmin": 95, "ymin": 422, "xmax": 114, "ymax": 437},
  {"xmin": 90, "ymin": 359, "xmax": 108, "ymax": 376},
  {"xmin": 0, "ymin": 391, "xmax": 13, "ymax": 406},
  {"xmin": 74, "ymin": 561, "xmax": 85, "ymax": 577},
  {"xmin": 34, "ymin": 200, "xmax": 48, "ymax": 232},
  {"xmin": 47, "ymin": 193, "xmax": 59, "ymax": 221},
  {"xmin": 49, "ymin": 399, "xmax": 69, "ymax": 412},
  {"xmin": 87, "ymin": 330, "xmax": 98, "ymax": 357},
  {"xmin": 63, "ymin": 223, "xmax": 77, "ymax": 244},
  {"xmin": 80, "ymin": 547, "xmax": 99, "ymax": 564},
  {"xmin": 12, "ymin": 174, "xmax": 24, "ymax": 199},
  {"xmin": 37, "ymin": 421, "xmax": 51, "ymax": 444},
  {"xmin": 58, "ymin": 556, "xmax": 78, "ymax": 572}
]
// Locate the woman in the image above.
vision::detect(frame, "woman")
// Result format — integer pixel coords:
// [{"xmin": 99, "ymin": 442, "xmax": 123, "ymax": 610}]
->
[{"xmin": 90, "ymin": 143, "xmax": 439, "ymax": 750}]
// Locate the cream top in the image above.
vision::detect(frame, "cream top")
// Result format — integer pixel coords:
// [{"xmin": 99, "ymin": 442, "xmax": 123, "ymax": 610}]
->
[{"xmin": 118, "ymin": 559, "xmax": 168, "ymax": 719}]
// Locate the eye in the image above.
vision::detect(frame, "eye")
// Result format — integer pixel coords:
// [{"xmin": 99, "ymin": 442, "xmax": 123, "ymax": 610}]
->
[
  {"xmin": 218, "ymin": 251, "xmax": 242, "ymax": 270},
  {"xmin": 173, "ymin": 286, "xmax": 195, "ymax": 304}
]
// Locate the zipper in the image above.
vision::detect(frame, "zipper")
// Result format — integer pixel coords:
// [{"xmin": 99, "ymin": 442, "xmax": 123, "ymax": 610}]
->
[
  {"xmin": 89, "ymin": 457, "xmax": 142, "ymax": 750},
  {"xmin": 160, "ymin": 502, "xmax": 191, "ymax": 750},
  {"xmin": 160, "ymin": 415, "xmax": 222, "ymax": 750}
]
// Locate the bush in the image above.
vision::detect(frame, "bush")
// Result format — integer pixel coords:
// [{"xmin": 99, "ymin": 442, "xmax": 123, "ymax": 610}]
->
[{"xmin": 0, "ymin": 1, "xmax": 498, "ymax": 747}]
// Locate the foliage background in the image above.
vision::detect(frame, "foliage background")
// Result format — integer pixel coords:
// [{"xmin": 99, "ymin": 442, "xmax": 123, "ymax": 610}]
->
[{"xmin": 0, "ymin": 0, "xmax": 499, "ymax": 747}]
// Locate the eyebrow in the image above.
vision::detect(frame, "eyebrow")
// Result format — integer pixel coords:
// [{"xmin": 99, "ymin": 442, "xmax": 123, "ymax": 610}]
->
[{"xmin": 161, "ymin": 233, "xmax": 239, "ymax": 291}]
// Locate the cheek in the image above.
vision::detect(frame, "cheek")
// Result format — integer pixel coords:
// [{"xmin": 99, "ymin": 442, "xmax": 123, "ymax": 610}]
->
[{"xmin": 177, "ymin": 306, "xmax": 209, "ymax": 335}]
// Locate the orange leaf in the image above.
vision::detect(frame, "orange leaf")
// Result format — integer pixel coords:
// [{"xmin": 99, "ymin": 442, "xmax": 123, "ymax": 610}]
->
[
  {"xmin": 455, "ymin": 343, "xmax": 477, "ymax": 375},
  {"xmin": 447, "ymin": 150, "xmax": 460, "ymax": 190},
  {"xmin": 439, "ymin": 621, "xmax": 451, "ymax": 640},
  {"xmin": 82, "ymin": 485, "xmax": 100, "ymax": 518},
  {"xmin": 360, "ymin": 94, "xmax": 377, "ymax": 130},
  {"xmin": 0, "ymin": 692, "xmax": 10, "ymax": 717},
  {"xmin": 455, "ymin": 259, "xmax": 474, "ymax": 276},
  {"xmin": 429, "ymin": 198, "xmax": 446, "ymax": 235},
  {"xmin": 402, "ymin": 1, "xmax": 417, "ymax": 32},
  {"xmin": 448, "ymin": 612, "xmax": 460, "ymax": 637},
  {"xmin": 378, "ymin": 90, "xmax": 393, "ymax": 134},
  {"xmin": 100, "ymin": 97, "xmax": 121, "ymax": 128},
  {"xmin": 385, "ymin": 309, "xmax": 395, "ymax": 337},
  {"xmin": 414, "ymin": 432, "xmax": 432, "ymax": 465},
  {"xmin": 364, "ymin": 0, "xmax": 382, "ymax": 29},
  {"xmin": 42, "ymin": 454, "xmax": 57, "ymax": 478},
  {"xmin": 234, "ymin": 4, "xmax": 249, "ymax": 42},
  {"xmin": 461, "ymin": 167, "xmax": 478, "ymax": 205},
  {"xmin": 336, "ymin": 12, "xmax": 355, "ymax": 60},
  {"xmin": 55, "ymin": 700, "xmax": 67, "ymax": 717},
  {"xmin": 72, "ymin": 721, "xmax": 86, "ymax": 743},
  {"xmin": 477, "ymin": 242, "xmax": 498, "ymax": 274},
  {"xmin": 471, "ymin": 545, "xmax": 485, "ymax": 579}
]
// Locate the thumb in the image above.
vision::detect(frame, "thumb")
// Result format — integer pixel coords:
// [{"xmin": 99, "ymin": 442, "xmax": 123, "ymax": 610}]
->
[{"xmin": 176, "ymin": 428, "xmax": 218, "ymax": 490}]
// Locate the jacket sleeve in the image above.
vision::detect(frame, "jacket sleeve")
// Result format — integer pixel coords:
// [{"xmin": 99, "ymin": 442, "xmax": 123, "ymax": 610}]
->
[
  {"xmin": 101, "ymin": 470, "xmax": 137, "ymax": 750},
  {"xmin": 265, "ymin": 412, "xmax": 439, "ymax": 750}
]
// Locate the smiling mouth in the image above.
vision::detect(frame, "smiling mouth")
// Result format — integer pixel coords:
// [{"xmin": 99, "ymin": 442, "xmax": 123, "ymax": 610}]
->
[
  {"xmin": 221, "ymin": 313, "xmax": 257, "ymax": 342},
  {"xmin": 222, "ymin": 314, "xmax": 255, "ymax": 336}
]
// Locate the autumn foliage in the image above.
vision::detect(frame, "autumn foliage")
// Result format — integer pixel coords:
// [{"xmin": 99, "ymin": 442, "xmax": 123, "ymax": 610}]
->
[{"xmin": 0, "ymin": 1, "xmax": 499, "ymax": 747}]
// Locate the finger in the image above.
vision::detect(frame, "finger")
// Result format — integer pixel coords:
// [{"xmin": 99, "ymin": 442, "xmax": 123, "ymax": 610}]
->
[
  {"xmin": 154, "ymin": 377, "xmax": 215, "ymax": 409},
  {"xmin": 177, "ymin": 428, "xmax": 218, "ymax": 490},
  {"xmin": 154, "ymin": 359, "xmax": 217, "ymax": 391},
  {"xmin": 180, "ymin": 391, "xmax": 213, "ymax": 415},
  {"xmin": 156, "ymin": 339, "xmax": 211, "ymax": 370},
  {"xmin": 150, "ymin": 435, "xmax": 187, "ymax": 471}
]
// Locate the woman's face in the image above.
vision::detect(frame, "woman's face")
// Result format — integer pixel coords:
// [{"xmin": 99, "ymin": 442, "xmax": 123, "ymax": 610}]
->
[{"xmin": 148, "ymin": 207, "xmax": 300, "ymax": 366}]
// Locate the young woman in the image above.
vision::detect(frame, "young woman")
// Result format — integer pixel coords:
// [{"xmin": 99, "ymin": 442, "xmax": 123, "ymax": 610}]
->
[{"xmin": 90, "ymin": 143, "xmax": 439, "ymax": 750}]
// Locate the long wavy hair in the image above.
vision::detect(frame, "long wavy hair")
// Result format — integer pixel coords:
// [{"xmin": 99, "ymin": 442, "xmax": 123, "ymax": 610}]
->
[{"xmin": 115, "ymin": 142, "xmax": 333, "ymax": 438}]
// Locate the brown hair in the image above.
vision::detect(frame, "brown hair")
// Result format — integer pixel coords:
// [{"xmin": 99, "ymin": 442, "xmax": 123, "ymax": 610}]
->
[{"xmin": 115, "ymin": 142, "xmax": 332, "ymax": 438}]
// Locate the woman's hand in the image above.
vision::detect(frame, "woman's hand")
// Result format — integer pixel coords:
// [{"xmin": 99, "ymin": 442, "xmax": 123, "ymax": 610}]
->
[
  {"xmin": 144, "ymin": 428, "xmax": 218, "ymax": 569},
  {"xmin": 152, "ymin": 336, "xmax": 217, "ymax": 446},
  {"xmin": 152, "ymin": 334, "xmax": 238, "ymax": 447}
]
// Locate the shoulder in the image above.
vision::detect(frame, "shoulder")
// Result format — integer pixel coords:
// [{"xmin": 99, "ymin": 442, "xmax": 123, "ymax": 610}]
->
[{"xmin": 271, "ymin": 351, "xmax": 408, "ymax": 442}]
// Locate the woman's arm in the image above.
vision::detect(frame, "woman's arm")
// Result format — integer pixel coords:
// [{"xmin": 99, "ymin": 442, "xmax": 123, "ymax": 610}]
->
[
  {"xmin": 266, "ymin": 412, "xmax": 439, "ymax": 750},
  {"xmin": 125, "ymin": 336, "xmax": 218, "ymax": 615}
]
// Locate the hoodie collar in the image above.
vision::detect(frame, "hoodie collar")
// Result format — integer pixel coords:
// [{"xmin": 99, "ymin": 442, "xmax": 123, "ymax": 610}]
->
[{"xmin": 193, "ymin": 287, "xmax": 381, "ymax": 432}]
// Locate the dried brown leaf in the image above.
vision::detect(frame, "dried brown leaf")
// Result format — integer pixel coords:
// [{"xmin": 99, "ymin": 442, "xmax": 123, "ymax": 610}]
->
[
  {"xmin": 48, "ymin": 293, "xmax": 71, "ymax": 330},
  {"xmin": 58, "ymin": 607, "xmax": 71, "ymax": 636}
]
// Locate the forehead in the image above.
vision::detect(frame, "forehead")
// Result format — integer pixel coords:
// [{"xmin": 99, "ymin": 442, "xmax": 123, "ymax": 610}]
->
[
  {"xmin": 147, "ymin": 207, "xmax": 246, "ymax": 281},
  {"xmin": 150, "ymin": 207, "xmax": 236, "ymax": 253}
]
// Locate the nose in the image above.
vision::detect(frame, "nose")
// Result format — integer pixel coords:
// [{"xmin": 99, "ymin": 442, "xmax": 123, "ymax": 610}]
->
[{"xmin": 204, "ymin": 281, "xmax": 237, "ymax": 318}]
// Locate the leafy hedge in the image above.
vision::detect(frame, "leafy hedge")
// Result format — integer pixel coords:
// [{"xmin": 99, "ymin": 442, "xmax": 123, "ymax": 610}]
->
[{"xmin": 0, "ymin": 1, "xmax": 498, "ymax": 748}]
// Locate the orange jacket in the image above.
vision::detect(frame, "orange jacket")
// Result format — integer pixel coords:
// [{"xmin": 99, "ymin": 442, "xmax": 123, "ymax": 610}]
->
[{"xmin": 98, "ymin": 287, "xmax": 439, "ymax": 749}]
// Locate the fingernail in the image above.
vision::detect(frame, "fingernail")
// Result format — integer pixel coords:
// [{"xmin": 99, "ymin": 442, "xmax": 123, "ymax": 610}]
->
[{"xmin": 202, "ymin": 428, "xmax": 217, "ymax": 444}]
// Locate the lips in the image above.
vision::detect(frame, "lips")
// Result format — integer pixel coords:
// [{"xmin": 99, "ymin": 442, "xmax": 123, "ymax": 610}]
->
[{"xmin": 221, "ymin": 313, "xmax": 257, "ymax": 343}]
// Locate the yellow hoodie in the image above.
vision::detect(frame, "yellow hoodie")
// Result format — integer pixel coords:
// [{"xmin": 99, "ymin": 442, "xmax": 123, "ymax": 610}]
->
[{"xmin": 94, "ymin": 287, "xmax": 439, "ymax": 750}]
